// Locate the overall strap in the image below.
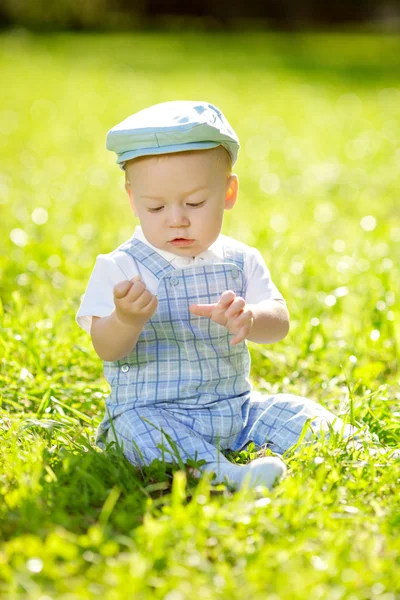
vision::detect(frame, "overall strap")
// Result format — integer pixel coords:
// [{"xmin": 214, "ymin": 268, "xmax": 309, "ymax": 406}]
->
[
  {"xmin": 221, "ymin": 242, "xmax": 245, "ymax": 271},
  {"xmin": 119, "ymin": 238, "xmax": 175, "ymax": 281}
]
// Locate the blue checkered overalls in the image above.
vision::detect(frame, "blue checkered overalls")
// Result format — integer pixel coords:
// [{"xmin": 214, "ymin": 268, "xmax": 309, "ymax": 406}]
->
[{"xmin": 97, "ymin": 238, "xmax": 353, "ymax": 467}]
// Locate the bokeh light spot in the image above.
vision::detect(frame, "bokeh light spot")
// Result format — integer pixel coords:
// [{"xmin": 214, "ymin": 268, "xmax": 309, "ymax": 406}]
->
[
  {"xmin": 370, "ymin": 330, "xmax": 380, "ymax": 341},
  {"xmin": 10, "ymin": 228, "xmax": 28, "ymax": 247},
  {"xmin": 32, "ymin": 207, "xmax": 49, "ymax": 225},
  {"xmin": 360, "ymin": 216, "xmax": 376, "ymax": 231}
]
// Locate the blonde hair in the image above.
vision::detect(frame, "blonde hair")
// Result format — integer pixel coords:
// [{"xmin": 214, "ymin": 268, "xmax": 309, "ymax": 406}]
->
[{"xmin": 124, "ymin": 145, "xmax": 232, "ymax": 185}]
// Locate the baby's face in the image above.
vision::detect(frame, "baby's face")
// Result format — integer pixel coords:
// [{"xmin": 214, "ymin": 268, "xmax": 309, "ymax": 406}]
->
[{"xmin": 125, "ymin": 147, "xmax": 238, "ymax": 257}]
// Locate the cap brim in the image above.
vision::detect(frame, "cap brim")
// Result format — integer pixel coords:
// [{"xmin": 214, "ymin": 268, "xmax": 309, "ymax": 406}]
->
[{"xmin": 117, "ymin": 141, "xmax": 222, "ymax": 170}]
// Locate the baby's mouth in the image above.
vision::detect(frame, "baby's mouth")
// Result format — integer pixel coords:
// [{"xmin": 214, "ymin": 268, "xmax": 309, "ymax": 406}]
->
[{"xmin": 170, "ymin": 238, "xmax": 194, "ymax": 246}]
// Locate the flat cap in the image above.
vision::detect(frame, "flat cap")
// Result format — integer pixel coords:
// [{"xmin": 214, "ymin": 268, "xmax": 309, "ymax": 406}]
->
[{"xmin": 106, "ymin": 100, "xmax": 239, "ymax": 169}]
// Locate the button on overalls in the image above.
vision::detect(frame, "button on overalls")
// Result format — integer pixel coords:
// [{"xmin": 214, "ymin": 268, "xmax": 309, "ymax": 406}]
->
[{"xmin": 96, "ymin": 238, "xmax": 357, "ymax": 467}]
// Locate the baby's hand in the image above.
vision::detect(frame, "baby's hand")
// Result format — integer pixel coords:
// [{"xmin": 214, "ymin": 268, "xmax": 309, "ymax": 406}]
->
[
  {"xmin": 189, "ymin": 290, "xmax": 254, "ymax": 345},
  {"xmin": 113, "ymin": 275, "xmax": 158, "ymax": 327}
]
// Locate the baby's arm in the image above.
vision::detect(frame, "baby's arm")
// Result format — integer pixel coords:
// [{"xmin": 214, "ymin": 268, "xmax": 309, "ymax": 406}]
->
[
  {"xmin": 246, "ymin": 298, "xmax": 289, "ymax": 344},
  {"xmin": 91, "ymin": 275, "xmax": 158, "ymax": 361}
]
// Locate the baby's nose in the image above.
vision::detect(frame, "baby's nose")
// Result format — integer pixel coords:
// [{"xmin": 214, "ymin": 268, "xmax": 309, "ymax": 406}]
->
[{"xmin": 168, "ymin": 207, "xmax": 190, "ymax": 227}]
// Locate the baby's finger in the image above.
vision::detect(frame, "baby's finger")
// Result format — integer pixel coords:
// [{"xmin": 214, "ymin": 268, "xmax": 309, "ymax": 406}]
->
[
  {"xmin": 144, "ymin": 294, "xmax": 158, "ymax": 314},
  {"xmin": 230, "ymin": 310, "xmax": 253, "ymax": 345},
  {"xmin": 231, "ymin": 325, "xmax": 249, "ymax": 346},
  {"xmin": 215, "ymin": 290, "xmax": 236, "ymax": 314},
  {"xmin": 134, "ymin": 289, "xmax": 154, "ymax": 309},
  {"xmin": 189, "ymin": 303, "xmax": 215, "ymax": 318},
  {"xmin": 126, "ymin": 279, "xmax": 146, "ymax": 302},
  {"xmin": 225, "ymin": 296, "xmax": 246, "ymax": 319},
  {"xmin": 113, "ymin": 280, "xmax": 133, "ymax": 299}
]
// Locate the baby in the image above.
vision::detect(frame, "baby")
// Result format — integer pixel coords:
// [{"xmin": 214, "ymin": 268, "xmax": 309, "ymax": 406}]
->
[{"xmin": 76, "ymin": 100, "xmax": 359, "ymax": 490}]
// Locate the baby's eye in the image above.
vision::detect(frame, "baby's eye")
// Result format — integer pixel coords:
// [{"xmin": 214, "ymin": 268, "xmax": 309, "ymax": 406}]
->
[
  {"xmin": 187, "ymin": 201, "xmax": 206, "ymax": 208},
  {"xmin": 148, "ymin": 206, "xmax": 164, "ymax": 213}
]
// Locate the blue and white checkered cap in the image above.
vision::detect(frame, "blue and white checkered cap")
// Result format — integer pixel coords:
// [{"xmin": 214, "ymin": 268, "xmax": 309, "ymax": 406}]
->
[{"xmin": 106, "ymin": 100, "xmax": 240, "ymax": 170}]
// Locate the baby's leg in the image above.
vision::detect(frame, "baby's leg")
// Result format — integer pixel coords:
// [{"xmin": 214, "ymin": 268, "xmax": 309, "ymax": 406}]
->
[
  {"xmin": 234, "ymin": 392, "xmax": 371, "ymax": 455},
  {"xmin": 105, "ymin": 407, "xmax": 286, "ymax": 490}
]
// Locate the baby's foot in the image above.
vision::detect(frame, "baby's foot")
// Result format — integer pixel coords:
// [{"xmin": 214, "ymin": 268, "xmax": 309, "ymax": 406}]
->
[
  {"xmin": 204, "ymin": 456, "xmax": 286, "ymax": 490},
  {"xmin": 238, "ymin": 456, "xmax": 287, "ymax": 490}
]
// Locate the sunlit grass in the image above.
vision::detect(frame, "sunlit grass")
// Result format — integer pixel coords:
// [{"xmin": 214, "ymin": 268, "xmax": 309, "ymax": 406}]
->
[{"xmin": 0, "ymin": 30, "xmax": 399, "ymax": 598}]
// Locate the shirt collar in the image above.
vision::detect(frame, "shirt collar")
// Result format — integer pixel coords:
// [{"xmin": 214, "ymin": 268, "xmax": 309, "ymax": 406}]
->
[{"xmin": 132, "ymin": 226, "xmax": 220, "ymax": 265}]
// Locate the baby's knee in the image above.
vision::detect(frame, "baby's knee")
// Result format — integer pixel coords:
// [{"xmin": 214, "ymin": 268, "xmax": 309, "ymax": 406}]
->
[{"xmin": 105, "ymin": 423, "xmax": 153, "ymax": 466}]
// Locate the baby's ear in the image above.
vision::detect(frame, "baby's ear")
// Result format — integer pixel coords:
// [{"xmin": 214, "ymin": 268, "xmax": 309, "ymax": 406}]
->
[
  {"xmin": 125, "ymin": 182, "xmax": 138, "ymax": 216},
  {"xmin": 224, "ymin": 174, "xmax": 238, "ymax": 210},
  {"xmin": 125, "ymin": 180, "xmax": 132, "ymax": 198}
]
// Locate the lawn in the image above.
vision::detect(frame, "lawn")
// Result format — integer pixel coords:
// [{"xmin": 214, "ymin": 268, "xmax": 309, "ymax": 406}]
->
[{"xmin": 0, "ymin": 29, "xmax": 399, "ymax": 599}]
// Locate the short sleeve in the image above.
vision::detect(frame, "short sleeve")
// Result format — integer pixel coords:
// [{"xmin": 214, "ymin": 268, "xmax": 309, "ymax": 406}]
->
[
  {"xmin": 75, "ymin": 254, "xmax": 133, "ymax": 334},
  {"xmin": 244, "ymin": 247, "xmax": 286, "ymax": 305}
]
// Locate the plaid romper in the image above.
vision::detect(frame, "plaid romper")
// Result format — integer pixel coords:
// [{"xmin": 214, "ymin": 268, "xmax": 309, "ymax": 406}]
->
[{"xmin": 97, "ymin": 238, "xmax": 352, "ymax": 467}]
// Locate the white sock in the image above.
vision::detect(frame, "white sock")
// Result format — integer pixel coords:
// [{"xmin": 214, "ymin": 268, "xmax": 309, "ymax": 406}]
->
[{"xmin": 202, "ymin": 456, "xmax": 286, "ymax": 490}]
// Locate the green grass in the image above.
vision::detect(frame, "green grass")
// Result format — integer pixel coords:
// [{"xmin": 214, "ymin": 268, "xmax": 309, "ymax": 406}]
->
[{"xmin": 0, "ymin": 30, "xmax": 399, "ymax": 599}]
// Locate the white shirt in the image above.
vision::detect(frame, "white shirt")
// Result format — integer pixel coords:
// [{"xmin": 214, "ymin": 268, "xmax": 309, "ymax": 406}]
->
[{"xmin": 76, "ymin": 226, "xmax": 285, "ymax": 334}]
